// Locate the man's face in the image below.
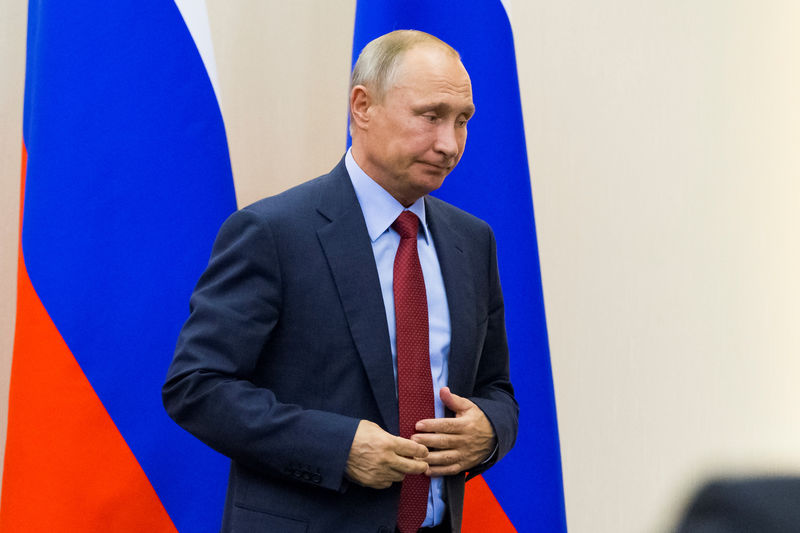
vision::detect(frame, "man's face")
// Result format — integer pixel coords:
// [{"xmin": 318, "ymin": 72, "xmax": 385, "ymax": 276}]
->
[{"xmin": 359, "ymin": 46, "xmax": 474, "ymax": 206}]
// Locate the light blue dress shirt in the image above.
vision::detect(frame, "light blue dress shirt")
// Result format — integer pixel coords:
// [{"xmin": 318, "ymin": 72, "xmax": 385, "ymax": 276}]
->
[{"xmin": 345, "ymin": 149, "xmax": 450, "ymax": 527}]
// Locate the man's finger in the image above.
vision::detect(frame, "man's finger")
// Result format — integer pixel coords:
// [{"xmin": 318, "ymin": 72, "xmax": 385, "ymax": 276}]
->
[
  {"xmin": 438, "ymin": 387, "xmax": 474, "ymax": 413},
  {"xmin": 411, "ymin": 432, "xmax": 462, "ymax": 450},
  {"xmin": 427, "ymin": 464, "xmax": 464, "ymax": 477},
  {"xmin": 424, "ymin": 449, "xmax": 461, "ymax": 467},
  {"xmin": 390, "ymin": 456, "xmax": 430, "ymax": 476},
  {"xmin": 392, "ymin": 435, "xmax": 429, "ymax": 459},
  {"xmin": 415, "ymin": 416, "xmax": 465, "ymax": 434}
]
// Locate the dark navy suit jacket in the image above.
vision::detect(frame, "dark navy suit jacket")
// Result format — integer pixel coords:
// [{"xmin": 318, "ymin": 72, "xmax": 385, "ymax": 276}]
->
[{"xmin": 163, "ymin": 159, "xmax": 518, "ymax": 532}]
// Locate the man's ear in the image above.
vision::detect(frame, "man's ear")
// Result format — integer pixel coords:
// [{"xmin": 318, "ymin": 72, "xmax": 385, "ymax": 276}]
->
[{"xmin": 350, "ymin": 85, "xmax": 373, "ymax": 131}]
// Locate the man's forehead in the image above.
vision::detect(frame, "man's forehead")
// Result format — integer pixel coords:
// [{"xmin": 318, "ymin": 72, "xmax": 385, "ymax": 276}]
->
[
  {"xmin": 393, "ymin": 48, "xmax": 471, "ymax": 90},
  {"xmin": 395, "ymin": 73, "xmax": 472, "ymax": 93},
  {"xmin": 393, "ymin": 45, "xmax": 460, "ymax": 75}
]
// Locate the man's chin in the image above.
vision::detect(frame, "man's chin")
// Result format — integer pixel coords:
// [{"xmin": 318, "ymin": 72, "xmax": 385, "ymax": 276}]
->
[{"xmin": 411, "ymin": 173, "xmax": 448, "ymax": 197}]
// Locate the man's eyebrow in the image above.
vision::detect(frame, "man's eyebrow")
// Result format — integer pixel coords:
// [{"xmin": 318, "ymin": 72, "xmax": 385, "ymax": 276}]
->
[{"xmin": 416, "ymin": 102, "xmax": 476, "ymax": 117}]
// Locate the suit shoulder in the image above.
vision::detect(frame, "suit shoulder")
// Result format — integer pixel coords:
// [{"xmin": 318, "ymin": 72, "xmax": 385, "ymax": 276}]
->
[
  {"xmin": 426, "ymin": 194, "xmax": 494, "ymax": 237},
  {"xmin": 230, "ymin": 159, "xmax": 349, "ymax": 227},
  {"xmin": 239, "ymin": 174, "xmax": 327, "ymax": 221}
]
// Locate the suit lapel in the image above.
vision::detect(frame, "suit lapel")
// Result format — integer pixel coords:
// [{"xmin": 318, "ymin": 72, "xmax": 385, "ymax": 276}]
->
[
  {"xmin": 315, "ymin": 163, "xmax": 399, "ymax": 434},
  {"xmin": 426, "ymin": 199, "xmax": 475, "ymax": 398}
]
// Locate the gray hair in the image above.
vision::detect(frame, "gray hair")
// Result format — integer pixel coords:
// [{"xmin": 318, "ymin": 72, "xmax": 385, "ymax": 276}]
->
[
  {"xmin": 350, "ymin": 30, "xmax": 460, "ymax": 99},
  {"xmin": 349, "ymin": 30, "xmax": 460, "ymax": 134}
]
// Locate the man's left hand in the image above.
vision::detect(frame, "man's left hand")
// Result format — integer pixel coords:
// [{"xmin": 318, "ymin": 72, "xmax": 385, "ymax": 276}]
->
[{"xmin": 410, "ymin": 387, "xmax": 497, "ymax": 477}]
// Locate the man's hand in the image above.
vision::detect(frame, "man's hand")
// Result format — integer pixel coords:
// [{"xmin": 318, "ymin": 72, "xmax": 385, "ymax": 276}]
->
[
  {"xmin": 411, "ymin": 387, "xmax": 497, "ymax": 477},
  {"xmin": 345, "ymin": 420, "xmax": 430, "ymax": 489}
]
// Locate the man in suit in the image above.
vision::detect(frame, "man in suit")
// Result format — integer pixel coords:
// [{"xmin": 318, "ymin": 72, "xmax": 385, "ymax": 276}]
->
[{"xmin": 163, "ymin": 30, "xmax": 518, "ymax": 532}]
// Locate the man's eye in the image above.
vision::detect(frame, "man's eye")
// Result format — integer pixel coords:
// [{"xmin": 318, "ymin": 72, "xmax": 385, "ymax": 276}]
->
[
  {"xmin": 456, "ymin": 119, "xmax": 468, "ymax": 128},
  {"xmin": 423, "ymin": 114, "xmax": 438, "ymax": 122}
]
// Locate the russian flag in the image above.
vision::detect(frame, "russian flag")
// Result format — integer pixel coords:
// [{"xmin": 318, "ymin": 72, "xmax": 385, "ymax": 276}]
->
[
  {"xmin": 353, "ymin": 1, "xmax": 567, "ymax": 531},
  {"xmin": 2, "ymin": 1, "xmax": 233, "ymax": 531}
]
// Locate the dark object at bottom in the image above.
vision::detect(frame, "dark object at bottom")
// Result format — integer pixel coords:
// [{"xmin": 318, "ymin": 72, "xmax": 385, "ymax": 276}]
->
[{"xmin": 675, "ymin": 476, "xmax": 800, "ymax": 533}]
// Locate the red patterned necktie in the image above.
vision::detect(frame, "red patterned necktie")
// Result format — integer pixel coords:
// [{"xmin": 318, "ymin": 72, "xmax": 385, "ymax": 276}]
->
[{"xmin": 392, "ymin": 211, "xmax": 435, "ymax": 533}]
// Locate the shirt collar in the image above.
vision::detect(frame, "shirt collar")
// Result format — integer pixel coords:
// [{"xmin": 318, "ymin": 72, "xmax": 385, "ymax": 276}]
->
[{"xmin": 345, "ymin": 148, "xmax": 430, "ymax": 243}]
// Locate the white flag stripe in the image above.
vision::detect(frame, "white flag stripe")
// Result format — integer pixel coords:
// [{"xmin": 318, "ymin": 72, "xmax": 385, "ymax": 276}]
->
[{"xmin": 174, "ymin": 0, "xmax": 221, "ymax": 98}]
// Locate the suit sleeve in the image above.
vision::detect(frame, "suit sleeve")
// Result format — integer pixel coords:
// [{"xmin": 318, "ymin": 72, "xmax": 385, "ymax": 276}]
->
[
  {"xmin": 467, "ymin": 225, "xmax": 519, "ymax": 478},
  {"xmin": 162, "ymin": 208, "xmax": 359, "ymax": 492}
]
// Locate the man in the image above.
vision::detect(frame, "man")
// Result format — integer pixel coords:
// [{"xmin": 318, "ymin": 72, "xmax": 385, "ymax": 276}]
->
[{"xmin": 163, "ymin": 30, "xmax": 518, "ymax": 533}]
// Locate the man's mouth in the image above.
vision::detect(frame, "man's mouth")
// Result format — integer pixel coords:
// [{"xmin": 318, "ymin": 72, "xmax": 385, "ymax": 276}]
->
[{"xmin": 419, "ymin": 161, "xmax": 451, "ymax": 171}]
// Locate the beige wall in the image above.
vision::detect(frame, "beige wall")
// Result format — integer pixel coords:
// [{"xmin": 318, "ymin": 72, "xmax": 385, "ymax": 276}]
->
[
  {"xmin": 514, "ymin": 2, "xmax": 800, "ymax": 531},
  {"xmin": 0, "ymin": 0, "xmax": 26, "ymax": 500},
  {"xmin": 205, "ymin": 1, "xmax": 356, "ymax": 204},
  {"xmin": 2, "ymin": 1, "xmax": 799, "ymax": 532}
]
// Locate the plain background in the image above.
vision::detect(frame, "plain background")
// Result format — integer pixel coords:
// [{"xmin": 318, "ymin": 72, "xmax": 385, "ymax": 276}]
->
[{"xmin": 1, "ymin": 1, "xmax": 799, "ymax": 532}]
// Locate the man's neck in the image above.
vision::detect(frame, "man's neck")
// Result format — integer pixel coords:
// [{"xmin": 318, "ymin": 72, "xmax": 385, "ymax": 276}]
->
[{"xmin": 349, "ymin": 144, "xmax": 417, "ymax": 207}]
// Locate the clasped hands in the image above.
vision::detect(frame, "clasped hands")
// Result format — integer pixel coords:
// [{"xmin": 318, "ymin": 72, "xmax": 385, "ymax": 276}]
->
[{"xmin": 345, "ymin": 387, "xmax": 496, "ymax": 489}]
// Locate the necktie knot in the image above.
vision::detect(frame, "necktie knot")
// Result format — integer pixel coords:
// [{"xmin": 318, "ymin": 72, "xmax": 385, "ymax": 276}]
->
[{"xmin": 393, "ymin": 211, "xmax": 419, "ymax": 240}]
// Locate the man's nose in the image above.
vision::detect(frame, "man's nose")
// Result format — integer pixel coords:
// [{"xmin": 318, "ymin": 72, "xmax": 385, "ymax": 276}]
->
[{"xmin": 433, "ymin": 123, "xmax": 460, "ymax": 158}]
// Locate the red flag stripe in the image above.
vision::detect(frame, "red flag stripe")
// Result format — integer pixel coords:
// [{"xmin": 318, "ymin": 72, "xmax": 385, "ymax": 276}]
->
[{"xmin": 463, "ymin": 475, "xmax": 518, "ymax": 533}]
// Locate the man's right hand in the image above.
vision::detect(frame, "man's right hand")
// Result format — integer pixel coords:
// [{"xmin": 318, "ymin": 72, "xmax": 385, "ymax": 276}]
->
[{"xmin": 345, "ymin": 420, "xmax": 429, "ymax": 489}]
